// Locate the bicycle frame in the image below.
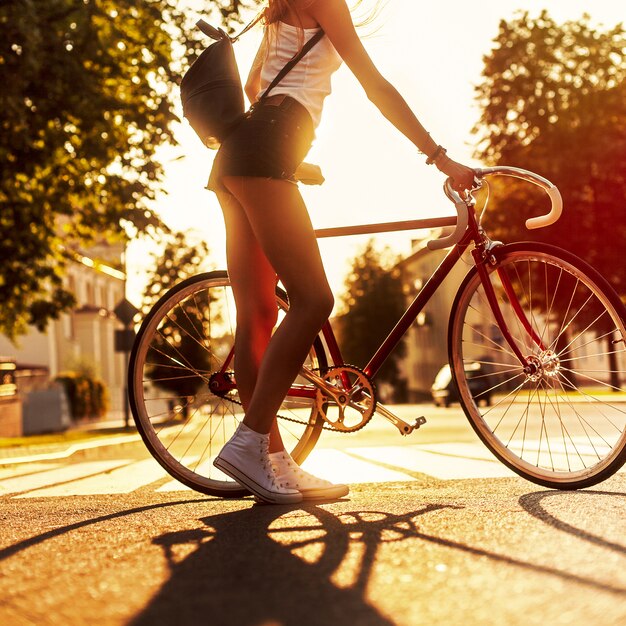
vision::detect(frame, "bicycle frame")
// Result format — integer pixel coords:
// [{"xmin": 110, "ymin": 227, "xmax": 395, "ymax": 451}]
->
[
  {"xmin": 315, "ymin": 209, "xmax": 538, "ymax": 382},
  {"xmin": 215, "ymin": 168, "xmax": 559, "ymax": 430},
  {"xmin": 215, "ymin": 208, "xmax": 538, "ymax": 418}
]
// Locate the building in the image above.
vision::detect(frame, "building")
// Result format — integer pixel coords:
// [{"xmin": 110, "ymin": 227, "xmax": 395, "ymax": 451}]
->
[{"xmin": 0, "ymin": 241, "xmax": 128, "ymax": 414}]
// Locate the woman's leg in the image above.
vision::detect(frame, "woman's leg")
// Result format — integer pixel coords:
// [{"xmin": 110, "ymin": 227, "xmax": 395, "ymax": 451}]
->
[
  {"xmin": 216, "ymin": 191, "xmax": 287, "ymax": 453},
  {"xmin": 221, "ymin": 176, "xmax": 334, "ymax": 435}
]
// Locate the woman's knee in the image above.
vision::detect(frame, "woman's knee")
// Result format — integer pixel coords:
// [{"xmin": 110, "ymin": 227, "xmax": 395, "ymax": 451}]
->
[
  {"xmin": 289, "ymin": 285, "xmax": 334, "ymax": 325},
  {"xmin": 318, "ymin": 288, "xmax": 335, "ymax": 320}
]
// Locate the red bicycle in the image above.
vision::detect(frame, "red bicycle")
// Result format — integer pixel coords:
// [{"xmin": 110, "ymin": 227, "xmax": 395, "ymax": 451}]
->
[{"xmin": 128, "ymin": 166, "xmax": 626, "ymax": 493}]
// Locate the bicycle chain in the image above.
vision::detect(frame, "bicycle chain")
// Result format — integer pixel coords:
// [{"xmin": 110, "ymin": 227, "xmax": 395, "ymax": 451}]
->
[{"xmin": 214, "ymin": 366, "xmax": 376, "ymax": 434}]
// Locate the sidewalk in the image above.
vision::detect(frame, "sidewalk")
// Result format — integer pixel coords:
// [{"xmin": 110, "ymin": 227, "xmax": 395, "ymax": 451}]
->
[{"xmin": 0, "ymin": 412, "xmax": 140, "ymax": 464}]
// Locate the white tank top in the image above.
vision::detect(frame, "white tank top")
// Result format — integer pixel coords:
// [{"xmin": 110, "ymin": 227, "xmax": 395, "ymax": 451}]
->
[{"xmin": 257, "ymin": 21, "xmax": 343, "ymax": 129}]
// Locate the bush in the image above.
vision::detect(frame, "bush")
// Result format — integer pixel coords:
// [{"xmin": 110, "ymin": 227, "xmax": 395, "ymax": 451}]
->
[{"xmin": 55, "ymin": 372, "xmax": 109, "ymax": 420}]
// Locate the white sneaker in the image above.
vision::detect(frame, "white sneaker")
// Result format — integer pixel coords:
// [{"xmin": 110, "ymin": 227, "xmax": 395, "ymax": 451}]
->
[
  {"xmin": 214, "ymin": 423, "xmax": 303, "ymax": 505},
  {"xmin": 269, "ymin": 451, "xmax": 349, "ymax": 500}
]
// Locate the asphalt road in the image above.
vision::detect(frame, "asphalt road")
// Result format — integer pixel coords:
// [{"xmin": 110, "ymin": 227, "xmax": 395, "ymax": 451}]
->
[{"xmin": 1, "ymin": 405, "xmax": 626, "ymax": 626}]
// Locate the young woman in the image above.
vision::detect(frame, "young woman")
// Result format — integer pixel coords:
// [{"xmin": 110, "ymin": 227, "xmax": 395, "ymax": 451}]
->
[{"xmin": 210, "ymin": 0, "xmax": 475, "ymax": 504}]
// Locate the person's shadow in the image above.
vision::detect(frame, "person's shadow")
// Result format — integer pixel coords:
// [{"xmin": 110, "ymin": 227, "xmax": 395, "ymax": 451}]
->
[{"xmin": 130, "ymin": 501, "xmax": 457, "ymax": 626}]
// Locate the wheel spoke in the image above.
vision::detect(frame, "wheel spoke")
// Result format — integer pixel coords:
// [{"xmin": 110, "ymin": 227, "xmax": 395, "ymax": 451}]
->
[
  {"xmin": 128, "ymin": 275, "xmax": 327, "ymax": 496},
  {"xmin": 451, "ymin": 248, "xmax": 626, "ymax": 488}
]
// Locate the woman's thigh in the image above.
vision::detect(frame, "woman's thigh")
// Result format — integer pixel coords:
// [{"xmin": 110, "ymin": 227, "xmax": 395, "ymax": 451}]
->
[
  {"xmin": 216, "ymin": 191, "xmax": 278, "ymax": 327},
  {"xmin": 221, "ymin": 177, "xmax": 332, "ymax": 310}
]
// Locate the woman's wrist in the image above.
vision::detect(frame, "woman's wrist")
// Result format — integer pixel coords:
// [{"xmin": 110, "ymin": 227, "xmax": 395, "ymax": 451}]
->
[
  {"xmin": 425, "ymin": 145, "xmax": 446, "ymax": 165},
  {"xmin": 434, "ymin": 152, "xmax": 452, "ymax": 172},
  {"xmin": 423, "ymin": 143, "xmax": 451, "ymax": 171}
]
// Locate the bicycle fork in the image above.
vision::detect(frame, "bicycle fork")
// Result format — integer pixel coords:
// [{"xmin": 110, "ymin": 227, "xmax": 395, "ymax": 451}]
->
[{"xmin": 473, "ymin": 247, "xmax": 544, "ymax": 376}]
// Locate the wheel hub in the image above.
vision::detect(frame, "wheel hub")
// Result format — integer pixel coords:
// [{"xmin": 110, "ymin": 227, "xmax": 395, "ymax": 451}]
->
[
  {"xmin": 524, "ymin": 351, "xmax": 561, "ymax": 383},
  {"xmin": 208, "ymin": 371, "xmax": 236, "ymax": 397},
  {"xmin": 540, "ymin": 350, "xmax": 561, "ymax": 377}
]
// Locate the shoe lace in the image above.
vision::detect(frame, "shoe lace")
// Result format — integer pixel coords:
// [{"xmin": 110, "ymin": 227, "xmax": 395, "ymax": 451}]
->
[{"xmin": 259, "ymin": 439, "xmax": 285, "ymax": 488}]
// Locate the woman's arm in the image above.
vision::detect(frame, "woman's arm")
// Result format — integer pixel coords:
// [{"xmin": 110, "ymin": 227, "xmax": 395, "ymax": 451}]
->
[
  {"xmin": 308, "ymin": 0, "xmax": 475, "ymax": 190},
  {"xmin": 245, "ymin": 35, "xmax": 267, "ymax": 104}
]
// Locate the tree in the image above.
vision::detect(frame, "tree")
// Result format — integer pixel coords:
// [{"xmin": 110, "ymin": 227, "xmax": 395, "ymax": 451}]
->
[
  {"xmin": 0, "ymin": 0, "xmax": 266, "ymax": 343},
  {"xmin": 337, "ymin": 241, "xmax": 407, "ymax": 399},
  {"xmin": 141, "ymin": 231, "xmax": 210, "ymax": 313},
  {"xmin": 141, "ymin": 231, "xmax": 216, "ymax": 417},
  {"xmin": 0, "ymin": 0, "xmax": 210, "ymax": 341},
  {"xmin": 473, "ymin": 12, "xmax": 626, "ymax": 388},
  {"xmin": 473, "ymin": 12, "xmax": 626, "ymax": 295}
]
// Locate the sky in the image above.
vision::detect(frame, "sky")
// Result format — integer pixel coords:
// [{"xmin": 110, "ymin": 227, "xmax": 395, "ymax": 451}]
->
[{"xmin": 126, "ymin": 0, "xmax": 624, "ymax": 306}]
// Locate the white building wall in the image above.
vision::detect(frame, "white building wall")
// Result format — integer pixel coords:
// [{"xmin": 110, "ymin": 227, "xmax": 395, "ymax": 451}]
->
[
  {"xmin": 0, "ymin": 329, "xmax": 51, "ymax": 369},
  {"xmin": 0, "ymin": 246, "xmax": 127, "ymax": 413}
]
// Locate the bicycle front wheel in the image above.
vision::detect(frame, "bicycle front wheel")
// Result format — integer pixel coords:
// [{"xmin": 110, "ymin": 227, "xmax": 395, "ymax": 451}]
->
[
  {"xmin": 449, "ymin": 243, "xmax": 626, "ymax": 489},
  {"xmin": 128, "ymin": 271, "xmax": 328, "ymax": 497}
]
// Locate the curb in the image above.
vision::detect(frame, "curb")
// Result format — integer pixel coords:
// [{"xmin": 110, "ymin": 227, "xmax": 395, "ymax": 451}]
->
[{"xmin": 0, "ymin": 433, "xmax": 142, "ymax": 466}]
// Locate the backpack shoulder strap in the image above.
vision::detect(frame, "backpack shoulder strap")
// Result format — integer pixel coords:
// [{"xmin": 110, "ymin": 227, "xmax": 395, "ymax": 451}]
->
[{"xmin": 259, "ymin": 29, "xmax": 325, "ymax": 100}]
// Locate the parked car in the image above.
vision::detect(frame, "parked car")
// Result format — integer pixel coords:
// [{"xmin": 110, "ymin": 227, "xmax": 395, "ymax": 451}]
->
[{"xmin": 431, "ymin": 362, "xmax": 493, "ymax": 407}]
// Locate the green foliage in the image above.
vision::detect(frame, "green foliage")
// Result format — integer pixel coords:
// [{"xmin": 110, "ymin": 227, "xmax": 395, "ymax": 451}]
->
[
  {"xmin": 0, "ymin": 0, "xmax": 207, "ymax": 341},
  {"xmin": 141, "ymin": 231, "xmax": 210, "ymax": 314},
  {"xmin": 473, "ymin": 12, "xmax": 626, "ymax": 296},
  {"xmin": 55, "ymin": 371, "xmax": 109, "ymax": 419},
  {"xmin": 337, "ymin": 241, "xmax": 407, "ymax": 396},
  {"xmin": 63, "ymin": 354, "xmax": 102, "ymax": 380}
]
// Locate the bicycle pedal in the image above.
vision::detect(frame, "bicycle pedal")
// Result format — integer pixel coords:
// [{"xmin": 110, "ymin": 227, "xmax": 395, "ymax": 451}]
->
[{"xmin": 415, "ymin": 416, "xmax": 427, "ymax": 429}]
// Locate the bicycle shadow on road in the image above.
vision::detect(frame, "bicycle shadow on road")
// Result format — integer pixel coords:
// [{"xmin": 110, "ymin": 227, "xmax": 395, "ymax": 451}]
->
[
  {"xmin": 130, "ymin": 502, "xmax": 458, "ymax": 626},
  {"xmin": 131, "ymin": 487, "xmax": 626, "ymax": 626},
  {"xmin": 520, "ymin": 489, "xmax": 626, "ymax": 555}
]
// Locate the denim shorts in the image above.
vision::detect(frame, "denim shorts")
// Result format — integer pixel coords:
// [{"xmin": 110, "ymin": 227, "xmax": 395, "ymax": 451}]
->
[{"xmin": 207, "ymin": 94, "xmax": 315, "ymax": 194}]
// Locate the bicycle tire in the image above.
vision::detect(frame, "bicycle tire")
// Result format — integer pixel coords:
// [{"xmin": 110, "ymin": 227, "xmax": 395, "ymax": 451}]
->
[
  {"xmin": 448, "ymin": 242, "xmax": 626, "ymax": 489},
  {"xmin": 128, "ymin": 271, "xmax": 328, "ymax": 497}
]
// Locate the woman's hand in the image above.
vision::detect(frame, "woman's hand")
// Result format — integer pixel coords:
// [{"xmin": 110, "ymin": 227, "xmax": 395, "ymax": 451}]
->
[{"xmin": 436, "ymin": 156, "xmax": 476, "ymax": 193}]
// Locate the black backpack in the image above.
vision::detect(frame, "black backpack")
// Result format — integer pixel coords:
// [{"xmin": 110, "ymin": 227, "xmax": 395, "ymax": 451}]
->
[{"xmin": 180, "ymin": 17, "xmax": 324, "ymax": 149}]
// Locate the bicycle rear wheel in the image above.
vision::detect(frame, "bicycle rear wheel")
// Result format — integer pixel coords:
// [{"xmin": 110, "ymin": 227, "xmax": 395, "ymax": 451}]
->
[
  {"xmin": 449, "ymin": 242, "xmax": 626, "ymax": 489},
  {"xmin": 128, "ymin": 271, "xmax": 328, "ymax": 497}
]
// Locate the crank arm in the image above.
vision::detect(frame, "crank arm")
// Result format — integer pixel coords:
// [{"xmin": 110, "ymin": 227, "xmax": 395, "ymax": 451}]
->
[
  {"xmin": 300, "ymin": 367, "xmax": 373, "ymax": 424},
  {"xmin": 299, "ymin": 366, "xmax": 344, "ymax": 402},
  {"xmin": 376, "ymin": 404, "xmax": 426, "ymax": 435}
]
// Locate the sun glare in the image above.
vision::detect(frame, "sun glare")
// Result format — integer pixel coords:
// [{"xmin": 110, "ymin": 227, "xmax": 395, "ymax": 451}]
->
[{"xmin": 126, "ymin": 0, "xmax": 624, "ymax": 306}]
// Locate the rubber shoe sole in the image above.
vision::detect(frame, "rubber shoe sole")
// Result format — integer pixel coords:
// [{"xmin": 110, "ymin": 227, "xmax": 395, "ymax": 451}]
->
[
  {"xmin": 254, "ymin": 484, "xmax": 349, "ymax": 503},
  {"xmin": 214, "ymin": 457, "xmax": 303, "ymax": 505},
  {"xmin": 299, "ymin": 484, "xmax": 349, "ymax": 500}
]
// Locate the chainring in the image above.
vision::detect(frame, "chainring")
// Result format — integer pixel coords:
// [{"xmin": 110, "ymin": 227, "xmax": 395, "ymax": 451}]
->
[{"xmin": 315, "ymin": 365, "xmax": 377, "ymax": 433}]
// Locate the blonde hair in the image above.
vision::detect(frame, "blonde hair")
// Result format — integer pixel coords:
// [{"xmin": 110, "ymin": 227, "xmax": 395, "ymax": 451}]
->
[
  {"xmin": 262, "ymin": 0, "xmax": 383, "ymax": 57},
  {"xmin": 264, "ymin": 0, "xmax": 383, "ymax": 32}
]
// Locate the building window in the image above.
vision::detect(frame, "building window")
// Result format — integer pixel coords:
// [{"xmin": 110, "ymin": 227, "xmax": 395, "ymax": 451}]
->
[
  {"xmin": 63, "ymin": 314, "xmax": 71, "ymax": 340},
  {"xmin": 86, "ymin": 282, "xmax": 94, "ymax": 306},
  {"xmin": 100, "ymin": 285, "xmax": 108, "ymax": 310},
  {"xmin": 68, "ymin": 274, "xmax": 77, "ymax": 305}
]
